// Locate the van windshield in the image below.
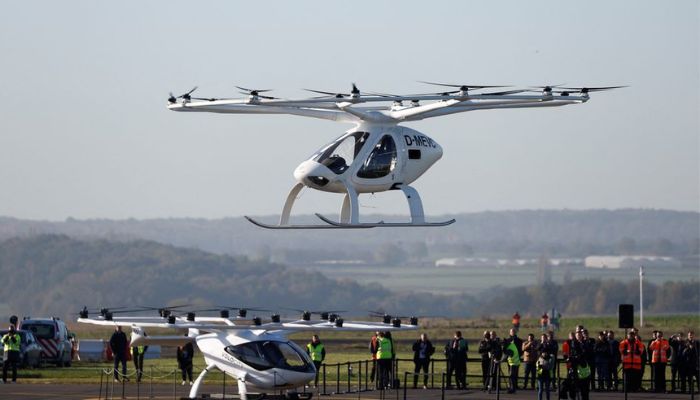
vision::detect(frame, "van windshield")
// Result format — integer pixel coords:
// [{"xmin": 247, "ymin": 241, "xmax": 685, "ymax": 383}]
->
[{"xmin": 22, "ymin": 324, "xmax": 55, "ymax": 339}]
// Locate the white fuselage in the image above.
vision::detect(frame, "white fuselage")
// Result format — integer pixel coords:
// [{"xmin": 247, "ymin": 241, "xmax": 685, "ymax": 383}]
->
[
  {"xmin": 294, "ymin": 124, "xmax": 442, "ymax": 194},
  {"xmin": 196, "ymin": 331, "xmax": 315, "ymax": 391}
]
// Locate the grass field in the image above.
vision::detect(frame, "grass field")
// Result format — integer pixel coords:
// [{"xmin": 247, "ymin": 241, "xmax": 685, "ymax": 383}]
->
[
  {"xmin": 8, "ymin": 315, "xmax": 698, "ymax": 385},
  {"xmin": 292, "ymin": 263, "xmax": 700, "ymax": 295}
]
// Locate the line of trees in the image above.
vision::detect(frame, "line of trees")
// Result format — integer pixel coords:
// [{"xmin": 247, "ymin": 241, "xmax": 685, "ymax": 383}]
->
[{"xmin": 0, "ymin": 235, "xmax": 696, "ymax": 321}]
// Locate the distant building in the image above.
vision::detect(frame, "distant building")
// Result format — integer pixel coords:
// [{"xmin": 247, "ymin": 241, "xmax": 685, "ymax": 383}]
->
[
  {"xmin": 435, "ymin": 257, "xmax": 582, "ymax": 268},
  {"xmin": 584, "ymin": 255, "xmax": 681, "ymax": 269}
]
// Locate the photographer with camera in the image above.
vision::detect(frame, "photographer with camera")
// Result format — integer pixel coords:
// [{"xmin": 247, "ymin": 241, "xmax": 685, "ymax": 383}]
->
[
  {"xmin": 488, "ymin": 332, "xmax": 503, "ymax": 392},
  {"xmin": 478, "ymin": 331, "xmax": 492, "ymax": 390},
  {"xmin": 680, "ymin": 330, "xmax": 699, "ymax": 394}
]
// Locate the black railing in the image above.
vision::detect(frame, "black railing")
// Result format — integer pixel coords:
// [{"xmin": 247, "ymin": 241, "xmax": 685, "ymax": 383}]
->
[{"xmin": 92, "ymin": 358, "xmax": 698, "ymax": 399}]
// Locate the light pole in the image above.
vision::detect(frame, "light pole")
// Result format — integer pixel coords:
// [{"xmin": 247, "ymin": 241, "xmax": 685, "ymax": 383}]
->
[{"xmin": 639, "ymin": 266, "xmax": 644, "ymax": 327}]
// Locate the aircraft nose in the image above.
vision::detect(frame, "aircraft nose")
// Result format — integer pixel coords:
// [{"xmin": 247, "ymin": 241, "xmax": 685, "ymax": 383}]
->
[{"xmin": 294, "ymin": 160, "xmax": 334, "ymax": 187}]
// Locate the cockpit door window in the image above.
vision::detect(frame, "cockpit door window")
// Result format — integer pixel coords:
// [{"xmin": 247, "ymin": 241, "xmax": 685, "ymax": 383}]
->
[
  {"xmin": 313, "ymin": 132, "xmax": 370, "ymax": 174},
  {"xmin": 357, "ymin": 134, "xmax": 397, "ymax": 179}
]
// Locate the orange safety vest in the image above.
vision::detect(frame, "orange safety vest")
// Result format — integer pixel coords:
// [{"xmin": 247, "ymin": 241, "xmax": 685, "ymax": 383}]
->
[
  {"xmin": 649, "ymin": 339, "xmax": 670, "ymax": 364},
  {"xmin": 512, "ymin": 314, "xmax": 520, "ymax": 325},
  {"xmin": 619, "ymin": 339, "xmax": 644, "ymax": 370}
]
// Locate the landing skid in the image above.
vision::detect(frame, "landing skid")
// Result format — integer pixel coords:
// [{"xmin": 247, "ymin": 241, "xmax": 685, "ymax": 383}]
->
[
  {"xmin": 244, "ymin": 216, "xmax": 371, "ymax": 230},
  {"xmin": 315, "ymin": 213, "xmax": 456, "ymax": 228},
  {"xmin": 246, "ymin": 183, "xmax": 455, "ymax": 229},
  {"xmin": 244, "ymin": 215, "xmax": 455, "ymax": 229}
]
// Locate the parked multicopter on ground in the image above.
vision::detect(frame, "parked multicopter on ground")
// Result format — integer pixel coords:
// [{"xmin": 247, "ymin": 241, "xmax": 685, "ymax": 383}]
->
[
  {"xmin": 168, "ymin": 83, "xmax": 623, "ymax": 229},
  {"xmin": 78, "ymin": 307, "xmax": 417, "ymax": 399}
]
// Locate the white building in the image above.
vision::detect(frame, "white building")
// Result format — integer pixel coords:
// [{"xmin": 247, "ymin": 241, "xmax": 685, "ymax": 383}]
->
[{"xmin": 584, "ymin": 255, "xmax": 681, "ymax": 269}]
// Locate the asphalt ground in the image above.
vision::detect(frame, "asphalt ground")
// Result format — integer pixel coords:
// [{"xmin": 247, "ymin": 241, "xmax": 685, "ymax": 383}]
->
[{"xmin": 0, "ymin": 383, "xmax": 696, "ymax": 400}]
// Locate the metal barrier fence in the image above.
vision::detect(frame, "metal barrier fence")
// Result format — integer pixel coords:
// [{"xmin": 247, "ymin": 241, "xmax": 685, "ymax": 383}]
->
[{"xmin": 93, "ymin": 357, "xmax": 698, "ymax": 399}]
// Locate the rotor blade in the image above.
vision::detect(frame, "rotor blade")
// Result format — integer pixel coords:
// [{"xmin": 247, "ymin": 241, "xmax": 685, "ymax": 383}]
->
[
  {"xmin": 363, "ymin": 91, "xmax": 403, "ymax": 98},
  {"xmin": 418, "ymin": 81, "xmax": 507, "ymax": 89},
  {"xmin": 560, "ymin": 85, "xmax": 627, "ymax": 92},
  {"xmin": 139, "ymin": 304, "xmax": 192, "ymax": 311},
  {"xmin": 530, "ymin": 84, "xmax": 566, "ymax": 90},
  {"xmin": 303, "ymin": 88, "xmax": 349, "ymax": 97},
  {"xmin": 178, "ymin": 86, "xmax": 198, "ymax": 98},
  {"xmin": 235, "ymin": 86, "xmax": 273, "ymax": 93},
  {"xmin": 480, "ymin": 89, "xmax": 528, "ymax": 96}
]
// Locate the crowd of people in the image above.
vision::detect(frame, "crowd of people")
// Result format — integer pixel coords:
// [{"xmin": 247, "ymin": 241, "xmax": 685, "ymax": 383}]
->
[
  {"xmin": 4, "ymin": 315, "xmax": 697, "ymax": 398},
  {"xmin": 359, "ymin": 324, "xmax": 699, "ymax": 399},
  {"xmin": 108, "ymin": 326, "xmax": 195, "ymax": 385}
]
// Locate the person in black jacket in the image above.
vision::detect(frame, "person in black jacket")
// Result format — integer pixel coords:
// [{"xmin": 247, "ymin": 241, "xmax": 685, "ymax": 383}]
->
[
  {"xmin": 412, "ymin": 333, "xmax": 435, "ymax": 389},
  {"xmin": 680, "ymin": 331, "xmax": 699, "ymax": 394},
  {"xmin": 669, "ymin": 333, "xmax": 683, "ymax": 392},
  {"xmin": 177, "ymin": 336, "xmax": 195, "ymax": 386},
  {"xmin": 607, "ymin": 330, "xmax": 621, "ymax": 391},
  {"xmin": 109, "ymin": 326, "xmax": 128, "ymax": 382},
  {"xmin": 478, "ymin": 331, "xmax": 492, "ymax": 391},
  {"xmin": 488, "ymin": 332, "xmax": 503, "ymax": 392},
  {"xmin": 445, "ymin": 331, "xmax": 468, "ymax": 389},
  {"xmin": 581, "ymin": 329, "xmax": 596, "ymax": 390},
  {"xmin": 594, "ymin": 331, "xmax": 611, "ymax": 390}
]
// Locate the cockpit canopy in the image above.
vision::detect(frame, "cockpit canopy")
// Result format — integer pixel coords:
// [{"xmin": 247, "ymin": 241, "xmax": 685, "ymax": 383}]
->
[
  {"xmin": 224, "ymin": 340, "xmax": 313, "ymax": 373},
  {"xmin": 313, "ymin": 131, "xmax": 369, "ymax": 175},
  {"xmin": 312, "ymin": 131, "xmax": 397, "ymax": 179}
]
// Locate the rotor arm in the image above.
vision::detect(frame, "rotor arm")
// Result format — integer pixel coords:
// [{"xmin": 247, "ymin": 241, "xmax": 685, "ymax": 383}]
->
[
  {"xmin": 168, "ymin": 102, "xmax": 357, "ymax": 123},
  {"xmin": 389, "ymin": 99, "xmax": 463, "ymax": 121},
  {"xmin": 336, "ymin": 102, "xmax": 393, "ymax": 123},
  {"xmin": 401, "ymin": 98, "xmax": 586, "ymax": 121}
]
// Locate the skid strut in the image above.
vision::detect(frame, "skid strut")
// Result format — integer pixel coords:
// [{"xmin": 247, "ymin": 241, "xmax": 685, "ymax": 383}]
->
[{"xmin": 245, "ymin": 182, "xmax": 455, "ymax": 229}]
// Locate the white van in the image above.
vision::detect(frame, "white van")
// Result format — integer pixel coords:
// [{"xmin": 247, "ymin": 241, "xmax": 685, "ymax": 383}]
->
[{"xmin": 19, "ymin": 317, "xmax": 73, "ymax": 367}]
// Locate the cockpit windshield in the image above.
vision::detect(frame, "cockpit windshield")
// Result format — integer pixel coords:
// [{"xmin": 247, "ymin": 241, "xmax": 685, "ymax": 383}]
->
[
  {"xmin": 313, "ymin": 132, "xmax": 370, "ymax": 174},
  {"xmin": 225, "ymin": 341, "xmax": 313, "ymax": 372}
]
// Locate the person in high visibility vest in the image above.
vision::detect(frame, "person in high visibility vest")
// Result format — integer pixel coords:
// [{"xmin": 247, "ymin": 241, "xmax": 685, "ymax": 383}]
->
[
  {"xmin": 619, "ymin": 330, "xmax": 645, "ymax": 392},
  {"xmin": 2, "ymin": 325, "xmax": 21, "ymax": 383},
  {"xmin": 376, "ymin": 331, "xmax": 393, "ymax": 389},
  {"xmin": 512, "ymin": 312, "xmax": 521, "ymax": 332},
  {"xmin": 306, "ymin": 335, "xmax": 325, "ymax": 387},
  {"xmin": 503, "ymin": 338, "xmax": 521, "ymax": 394},
  {"xmin": 132, "ymin": 344, "xmax": 148, "ymax": 383},
  {"xmin": 649, "ymin": 331, "xmax": 670, "ymax": 393}
]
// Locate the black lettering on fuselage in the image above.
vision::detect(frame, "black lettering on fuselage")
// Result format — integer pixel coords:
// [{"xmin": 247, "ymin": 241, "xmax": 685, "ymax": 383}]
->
[{"xmin": 404, "ymin": 134, "xmax": 436, "ymax": 148}]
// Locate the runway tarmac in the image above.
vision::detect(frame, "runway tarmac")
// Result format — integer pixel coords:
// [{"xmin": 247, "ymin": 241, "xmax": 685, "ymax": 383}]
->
[{"xmin": 0, "ymin": 383, "xmax": 694, "ymax": 400}]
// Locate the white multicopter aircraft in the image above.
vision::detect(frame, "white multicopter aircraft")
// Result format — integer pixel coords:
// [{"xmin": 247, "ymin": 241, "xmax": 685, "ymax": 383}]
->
[
  {"xmin": 167, "ymin": 83, "xmax": 622, "ymax": 229},
  {"xmin": 78, "ymin": 307, "xmax": 416, "ymax": 399}
]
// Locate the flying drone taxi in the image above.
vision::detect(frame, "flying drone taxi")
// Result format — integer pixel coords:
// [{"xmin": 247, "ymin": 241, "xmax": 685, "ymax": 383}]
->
[
  {"xmin": 79, "ymin": 307, "xmax": 416, "ymax": 399},
  {"xmin": 167, "ymin": 82, "xmax": 623, "ymax": 229}
]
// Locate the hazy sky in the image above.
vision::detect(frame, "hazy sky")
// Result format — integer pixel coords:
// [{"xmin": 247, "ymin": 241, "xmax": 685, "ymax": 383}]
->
[{"xmin": 1, "ymin": 1, "xmax": 698, "ymax": 220}]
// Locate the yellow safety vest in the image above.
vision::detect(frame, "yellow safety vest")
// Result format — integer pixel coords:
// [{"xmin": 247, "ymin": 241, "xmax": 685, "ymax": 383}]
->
[
  {"xmin": 307, "ymin": 342, "xmax": 324, "ymax": 362},
  {"xmin": 377, "ymin": 337, "xmax": 393, "ymax": 360},
  {"xmin": 2, "ymin": 333, "xmax": 20, "ymax": 352},
  {"xmin": 506, "ymin": 341, "xmax": 521, "ymax": 366}
]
